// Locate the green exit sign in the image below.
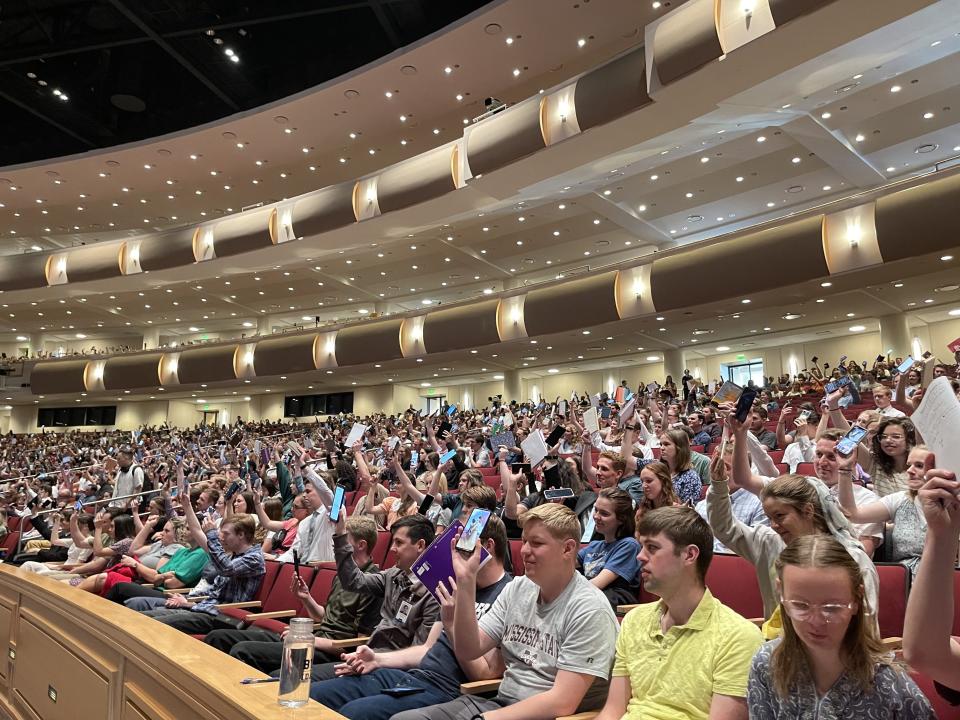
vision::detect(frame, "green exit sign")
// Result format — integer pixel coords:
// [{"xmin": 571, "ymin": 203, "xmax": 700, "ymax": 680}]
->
[
  {"xmin": 427, "ymin": 388, "xmax": 435, "ymax": 395},
  {"xmin": 204, "ymin": 405, "xmax": 210, "ymax": 410},
  {"xmin": 736, "ymin": 354, "xmax": 747, "ymax": 360}
]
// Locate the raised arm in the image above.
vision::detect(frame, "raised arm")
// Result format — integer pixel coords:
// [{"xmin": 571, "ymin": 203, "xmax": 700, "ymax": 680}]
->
[
  {"xmin": 776, "ymin": 406, "xmax": 795, "ymax": 450},
  {"xmin": 836, "ymin": 456, "xmax": 890, "ymax": 525},
  {"xmin": 580, "ymin": 430, "xmax": 598, "ymax": 485},
  {"xmin": 128, "ymin": 513, "xmax": 160, "ymax": 554},
  {"xmin": 729, "ymin": 416, "xmax": 765, "ymax": 495},
  {"xmin": 178, "ymin": 463, "xmax": 208, "ymax": 551},
  {"xmin": 903, "ymin": 468, "xmax": 960, "ymax": 689}
]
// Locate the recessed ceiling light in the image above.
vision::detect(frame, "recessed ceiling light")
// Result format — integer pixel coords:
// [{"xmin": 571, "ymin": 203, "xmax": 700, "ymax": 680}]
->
[
  {"xmin": 384, "ymin": 91, "xmax": 393, "ymax": 98},
  {"xmin": 816, "ymin": 298, "xmax": 825, "ymax": 303},
  {"xmin": 638, "ymin": 204, "xmax": 647, "ymax": 212},
  {"xmin": 942, "ymin": 255, "xmax": 954, "ymax": 261},
  {"xmin": 890, "ymin": 85, "xmax": 901, "ymax": 93},
  {"xmin": 821, "ymin": 112, "xmax": 832, "ymax": 119},
  {"xmin": 716, "ymin": 346, "xmax": 730, "ymax": 352},
  {"xmin": 646, "ymin": 355, "xmax": 660, "ymax": 361},
  {"xmin": 855, "ymin": 134, "xmax": 865, "ymax": 142},
  {"xmin": 700, "ymin": 157, "xmax": 709, "ymax": 163},
  {"xmin": 792, "ymin": 157, "xmax": 801, "ymax": 164},
  {"xmin": 849, "ymin": 325, "xmax": 866, "ymax": 332},
  {"xmin": 512, "ymin": 68, "xmax": 520, "ymax": 77},
  {"xmin": 923, "ymin": 112, "xmax": 934, "ymax": 119},
  {"xmin": 949, "ymin": 309, "xmax": 960, "ymax": 316},
  {"xmin": 822, "ymin": 185, "xmax": 832, "ymax": 191},
  {"xmin": 886, "ymin": 166, "xmax": 896, "ymax": 172},
  {"xmin": 505, "ymin": 37, "xmax": 514, "ymax": 45},
  {"xmin": 577, "ymin": 38, "xmax": 586, "ymax": 48},
  {"xmin": 821, "ymin": 281, "xmax": 832, "ymax": 287},
  {"xmin": 444, "ymin": 66, "xmax": 452, "ymax": 74},
  {"xmin": 603, "ymin": 190, "xmax": 611, "ymax": 196},
  {"xmin": 756, "ymin": 136, "xmax": 766, "ymax": 143},
  {"xmin": 735, "ymin": 176, "xmax": 744, "ymax": 183},
  {"xmin": 650, "ymin": 174, "xmax": 658, "ymax": 181}
]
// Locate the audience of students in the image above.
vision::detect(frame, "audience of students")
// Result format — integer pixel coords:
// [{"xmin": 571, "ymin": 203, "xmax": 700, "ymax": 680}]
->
[{"xmin": 4, "ymin": 355, "xmax": 958, "ymax": 716}]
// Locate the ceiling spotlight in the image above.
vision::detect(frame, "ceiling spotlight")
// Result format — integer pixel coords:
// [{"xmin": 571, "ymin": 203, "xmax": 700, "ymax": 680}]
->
[
  {"xmin": 941, "ymin": 255, "xmax": 954, "ymax": 261},
  {"xmin": 384, "ymin": 91, "xmax": 393, "ymax": 98},
  {"xmin": 756, "ymin": 135, "xmax": 766, "ymax": 143},
  {"xmin": 849, "ymin": 325, "xmax": 866, "ymax": 332},
  {"xmin": 821, "ymin": 112, "xmax": 832, "ymax": 119},
  {"xmin": 512, "ymin": 68, "xmax": 521, "ymax": 77},
  {"xmin": 821, "ymin": 281, "xmax": 833, "ymax": 287},
  {"xmin": 924, "ymin": 112, "xmax": 935, "ymax": 119},
  {"xmin": 652, "ymin": 1, "xmax": 661, "ymax": 7},
  {"xmin": 444, "ymin": 66, "xmax": 453, "ymax": 74},
  {"xmin": 855, "ymin": 134, "xmax": 865, "ymax": 142},
  {"xmin": 736, "ymin": 176, "xmax": 744, "ymax": 182},
  {"xmin": 890, "ymin": 85, "xmax": 901, "ymax": 93},
  {"xmin": 577, "ymin": 38, "xmax": 586, "ymax": 48},
  {"xmin": 505, "ymin": 37, "xmax": 514, "ymax": 45}
]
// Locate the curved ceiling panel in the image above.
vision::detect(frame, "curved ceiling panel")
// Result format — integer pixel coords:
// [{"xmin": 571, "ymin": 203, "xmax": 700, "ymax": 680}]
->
[
  {"xmin": 651, "ymin": 216, "xmax": 826, "ymax": 310},
  {"xmin": 874, "ymin": 172, "xmax": 960, "ymax": 263},
  {"xmin": 31, "ymin": 360, "xmax": 88, "ymax": 395},
  {"xmin": 65, "ymin": 243, "xmax": 123, "ymax": 284},
  {"xmin": 0, "ymin": 254, "xmax": 49, "ymax": 292},
  {"xmin": 377, "ymin": 146, "xmax": 456, "ymax": 214},
  {"xmin": 254, "ymin": 334, "xmax": 318, "ymax": 376},
  {"xmin": 290, "ymin": 183, "xmax": 356, "ymax": 239},
  {"xmin": 137, "ymin": 227, "xmax": 197, "ymax": 272},
  {"xmin": 650, "ymin": 0, "xmax": 723, "ymax": 86},
  {"xmin": 336, "ymin": 319, "xmax": 403, "ymax": 366},
  {"xmin": 176, "ymin": 345, "xmax": 239, "ymax": 385},
  {"xmin": 524, "ymin": 271, "xmax": 620, "ymax": 337},
  {"xmin": 422, "ymin": 300, "xmax": 500, "ymax": 353},
  {"xmin": 101, "ymin": 354, "xmax": 163, "ymax": 391},
  {"xmin": 574, "ymin": 47, "xmax": 651, "ymax": 132},
  {"xmin": 768, "ymin": 0, "xmax": 835, "ymax": 26},
  {"xmin": 211, "ymin": 209, "xmax": 273, "ymax": 258},
  {"xmin": 465, "ymin": 100, "xmax": 545, "ymax": 178}
]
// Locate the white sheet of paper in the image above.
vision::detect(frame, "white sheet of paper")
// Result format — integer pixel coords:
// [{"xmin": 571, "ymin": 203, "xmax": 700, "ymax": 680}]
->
[
  {"xmin": 583, "ymin": 407, "xmax": 599, "ymax": 434},
  {"xmin": 521, "ymin": 431, "xmax": 549, "ymax": 467},
  {"xmin": 619, "ymin": 397, "xmax": 636, "ymax": 421},
  {"xmin": 591, "ymin": 393, "xmax": 601, "ymax": 409},
  {"xmin": 345, "ymin": 422, "xmax": 367, "ymax": 447},
  {"xmin": 388, "ymin": 436, "xmax": 400, "ymax": 451},
  {"xmin": 910, "ymin": 376, "xmax": 960, "ymax": 479},
  {"xmin": 503, "ymin": 412, "xmax": 514, "ymax": 429}
]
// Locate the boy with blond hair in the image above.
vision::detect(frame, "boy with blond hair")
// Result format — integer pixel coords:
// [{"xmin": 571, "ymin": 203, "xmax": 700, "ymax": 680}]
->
[{"xmin": 393, "ymin": 503, "xmax": 618, "ymax": 720}]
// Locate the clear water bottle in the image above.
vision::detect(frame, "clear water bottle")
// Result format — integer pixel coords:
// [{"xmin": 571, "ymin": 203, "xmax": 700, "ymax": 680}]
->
[{"xmin": 278, "ymin": 618, "xmax": 314, "ymax": 707}]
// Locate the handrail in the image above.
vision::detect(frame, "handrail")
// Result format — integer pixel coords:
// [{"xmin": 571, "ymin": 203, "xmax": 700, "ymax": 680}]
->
[{"xmin": 0, "ymin": 565, "xmax": 346, "ymax": 719}]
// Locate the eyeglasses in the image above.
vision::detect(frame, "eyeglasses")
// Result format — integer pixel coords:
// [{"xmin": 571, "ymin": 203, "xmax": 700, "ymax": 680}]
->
[
  {"xmin": 781, "ymin": 598, "xmax": 856, "ymax": 623},
  {"xmin": 880, "ymin": 434, "xmax": 905, "ymax": 442}
]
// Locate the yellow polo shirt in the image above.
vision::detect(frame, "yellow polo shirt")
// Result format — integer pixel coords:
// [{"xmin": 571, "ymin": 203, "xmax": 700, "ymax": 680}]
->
[{"xmin": 613, "ymin": 589, "xmax": 762, "ymax": 720}]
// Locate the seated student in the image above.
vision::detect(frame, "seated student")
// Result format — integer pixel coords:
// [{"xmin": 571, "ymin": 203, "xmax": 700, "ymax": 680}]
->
[
  {"xmin": 19, "ymin": 511, "xmax": 96, "ymax": 574},
  {"xmin": 275, "ymin": 463, "xmax": 335, "ymax": 563},
  {"xmin": 873, "ymin": 384, "xmax": 907, "ymax": 418},
  {"xmin": 903, "ymin": 464, "xmax": 960, "ymax": 705},
  {"xmin": 309, "ymin": 513, "xmax": 441, "ymax": 682},
  {"xmin": 309, "ymin": 516, "xmax": 513, "ymax": 720},
  {"xmin": 393, "ymin": 504, "xmax": 619, "ymax": 720},
  {"xmin": 748, "ymin": 407, "xmax": 777, "ymax": 450},
  {"xmin": 696, "ymin": 441, "xmax": 767, "ymax": 554},
  {"xmin": 577, "ymin": 488, "xmax": 641, "ymax": 608},
  {"xmin": 581, "ymin": 447, "xmax": 644, "ymax": 504},
  {"xmin": 748, "ymin": 534, "xmax": 932, "ymax": 717},
  {"xmin": 634, "ymin": 460, "xmax": 680, "ymax": 527},
  {"xmin": 593, "ymin": 506, "xmax": 763, "ymax": 720},
  {"xmin": 204, "ymin": 515, "xmax": 383, "ymax": 674},
  {"xmin": 637, "ymin": 429, "xmax": 703, "ymax": 506},
  {"xmin": 66, "ymin": 511, "xmax": 137, "ymax": 591},
  {"xmin": 128, "ymin": 468, "xmax": 265, "ymax": 635}
]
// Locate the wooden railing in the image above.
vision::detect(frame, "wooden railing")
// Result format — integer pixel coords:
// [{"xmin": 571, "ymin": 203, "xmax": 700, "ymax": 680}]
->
[{"xmin": 0, "ymin": 565, "xmax": 345, "ymax": 720}]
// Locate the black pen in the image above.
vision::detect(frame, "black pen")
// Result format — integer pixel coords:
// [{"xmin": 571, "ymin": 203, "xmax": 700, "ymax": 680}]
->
[{"xmin": 240, "ymin": 677, "xmax": 280, "ymax": 685}]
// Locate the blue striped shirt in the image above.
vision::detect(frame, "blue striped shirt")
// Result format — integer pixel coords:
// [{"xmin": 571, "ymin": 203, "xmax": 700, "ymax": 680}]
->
[{"xmin": 192, "ymin": 529, "xmax": 265, "ymax": 616}]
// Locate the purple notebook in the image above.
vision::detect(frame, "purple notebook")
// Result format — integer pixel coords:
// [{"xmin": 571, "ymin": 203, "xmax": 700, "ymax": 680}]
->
[{"xmin": 412, "ymin": 521, "xmax": 491, "ymax": 601}]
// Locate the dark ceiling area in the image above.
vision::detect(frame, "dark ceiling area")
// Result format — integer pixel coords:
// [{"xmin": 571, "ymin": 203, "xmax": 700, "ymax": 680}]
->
[{"xmin": 0, "ymin": 0, "xmax": 493, "ymax": 167}]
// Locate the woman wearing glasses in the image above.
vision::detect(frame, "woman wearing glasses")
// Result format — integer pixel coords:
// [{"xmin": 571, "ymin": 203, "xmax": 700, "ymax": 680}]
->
[{"xmin": 747, "ymin": 534, "xmax": 932, "ymax": 718}]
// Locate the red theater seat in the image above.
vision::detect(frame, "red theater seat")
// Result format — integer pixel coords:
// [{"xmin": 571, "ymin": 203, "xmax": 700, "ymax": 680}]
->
[
  {"xmin": 875, "ymin": 562, "xmax": 910, "ymax": 639},
  {"xmin": 705, "ymin": 553, "xmax": 764, "ymax": 621}
]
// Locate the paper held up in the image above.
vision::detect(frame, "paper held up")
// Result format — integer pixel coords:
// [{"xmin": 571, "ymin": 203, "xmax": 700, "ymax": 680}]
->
[
  {"xmin": 344, "ymin": 422, "xmax": 368, "ymax": 447},
  {"xmin": 521, "ymin": 430, "xmax": 549, "ymax": 468},
  {"xmin": 583, "ymin": 407, "xmax": 600, "ymax": 434},
  {"xmin": 910, "ymin": 376, "xmax": 960, "ymax": 479}
]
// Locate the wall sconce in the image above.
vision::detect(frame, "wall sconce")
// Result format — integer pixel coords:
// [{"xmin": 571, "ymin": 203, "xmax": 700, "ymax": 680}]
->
[
  {"xmin": 510, "ymin": 307, "xmax": 521, "ymax": 325},
  {"xmin": 244, "ymin": 351, "xmax": 254, "ymax": 365},
  {"xmin": 558, "ymin": 98, "xmax": 569, "ymax": 124},
  {"xmin": 168, "ymin": 359, "xmax": 178, "ymax": 374},
  {"xmin": 846, "ymin": 218, "xmax": 863, "ymax": 248},
  {"xmin": 57, "ymin": 258, "xmax": 66, "ymax": 274},
  {"xmin": 366, "ymin": 187, "xmax": 376, "ymax": 204},
  {"xmin": 632, "ymin": 278, "xmax": 644, "ymax": 298},
  {"xmin": 741, "ymin": 0, "xmax": 756, "ymax": 14}
]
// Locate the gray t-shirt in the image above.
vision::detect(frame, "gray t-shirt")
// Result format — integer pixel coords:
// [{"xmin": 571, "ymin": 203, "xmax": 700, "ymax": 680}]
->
[{"xmin": 478, "ymin": 572, "xmax": 618, "ymax": 708}]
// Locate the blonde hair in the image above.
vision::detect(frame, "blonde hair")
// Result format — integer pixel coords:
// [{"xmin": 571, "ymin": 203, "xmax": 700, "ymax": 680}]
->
[
  {"xmin": 520, "ymin": 503, "xmax": 581, "ymax": 544},
  {"xmin": 772, "ymin": 534, "xmax": 892, "ymax": 697},
  {"xmin": 345, "ymin": 515, "xmax": 378, "ymax": 555}
]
